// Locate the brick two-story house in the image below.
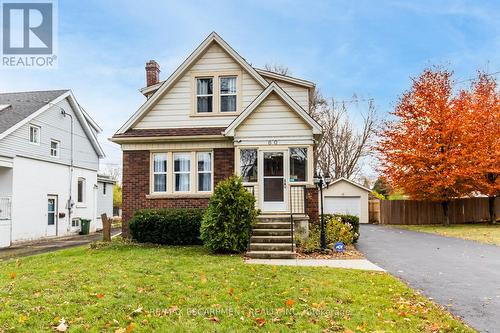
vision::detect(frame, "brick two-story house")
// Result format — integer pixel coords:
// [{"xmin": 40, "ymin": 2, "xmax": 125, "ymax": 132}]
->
[{"xmin": 112, "ymin": 32, "xmax": 322, "ymax": 257}]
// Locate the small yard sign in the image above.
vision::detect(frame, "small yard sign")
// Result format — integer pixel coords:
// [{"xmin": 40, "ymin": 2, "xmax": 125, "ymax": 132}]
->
[{"xmin": 334, "ymin": 242, "xmax": 345, "ymax": 253}]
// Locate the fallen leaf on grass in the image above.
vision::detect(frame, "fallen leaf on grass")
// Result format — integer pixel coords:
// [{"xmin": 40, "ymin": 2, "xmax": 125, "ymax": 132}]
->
[
  {"xmin": 200, "ymin": 272, "xmax": 207, "ymax": 284},
  {"xmin": 255, "ymin": 317, "xmax": 266, "ymax": 327},
  {"xmin": 18, "ymin": 315, "xmax": 27, "ymax": 323},
  {"xmin": 228, "ymin": 287, "xmax": 234, "ymax": 296},
  {"xmin": 10, "ymin": 272, "xmax": 16, "ymax": 279},
  {"xmin": 126, "ymin": 322, "xmax": 135, "ymax": 333},
  {"xmin": 206, "ymin": 316, "xmax": 220, "ymax": 323},
  {"xmin": 96, "ymin": 293, "xmax": 105, "ymax": 299},
  {"xmin": 286, "ymin": 299, "xmax": 295, "ymax": 307}
]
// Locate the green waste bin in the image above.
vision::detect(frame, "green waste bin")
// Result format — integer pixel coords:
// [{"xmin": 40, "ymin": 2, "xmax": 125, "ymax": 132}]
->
[{"xmin": 80, "ymin": 219, "xmax": 91, "ymax": 235}]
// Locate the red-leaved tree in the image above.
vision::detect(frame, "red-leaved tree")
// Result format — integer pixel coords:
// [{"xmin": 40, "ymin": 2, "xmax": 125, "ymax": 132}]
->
[
  {"xmin": 459, "ymin": 73, "xmax": 500, "ymax": 223},
  {"xmin": 378, "ymin": 69, "xmax": 476, "ymax": 225}
]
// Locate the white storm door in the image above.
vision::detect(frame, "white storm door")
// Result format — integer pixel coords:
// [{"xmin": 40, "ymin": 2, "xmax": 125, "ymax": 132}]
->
[
  {"xmin": 46, "ymin": 195, "xmax": 57, "ymax": 237},
  {"xmin": 260, "ymin": 150, "xmax": 288, "ymax": 212}
]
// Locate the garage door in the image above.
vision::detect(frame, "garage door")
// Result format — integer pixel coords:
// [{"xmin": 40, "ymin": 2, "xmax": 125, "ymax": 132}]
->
[{"xmin": 324, "ymin": 196, "xmax": 361, "ymax": 217}]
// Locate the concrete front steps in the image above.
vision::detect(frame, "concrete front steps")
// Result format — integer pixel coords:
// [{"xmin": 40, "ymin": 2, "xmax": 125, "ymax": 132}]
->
[{"xmin": 246, "ymin": 215, "xmax": 296, "ymax": 259}]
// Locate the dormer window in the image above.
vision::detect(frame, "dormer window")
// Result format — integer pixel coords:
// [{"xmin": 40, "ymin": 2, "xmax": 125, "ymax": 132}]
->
[
  {"xmin": 196, "ymin": 77, "xmax": 213, "ymax": 113},
  {"xmin": 220, "ymin": 76, "xmax": 237, "ymax": 112}
]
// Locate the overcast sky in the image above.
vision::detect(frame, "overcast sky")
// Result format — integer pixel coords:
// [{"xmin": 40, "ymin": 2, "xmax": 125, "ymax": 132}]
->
[{"xmin": 1, "ymin": 0, "xmax": 498, "ymax": 177}]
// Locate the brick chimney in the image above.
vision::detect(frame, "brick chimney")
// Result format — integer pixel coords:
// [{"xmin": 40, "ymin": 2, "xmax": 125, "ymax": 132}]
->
[{"xmin": 145, "ymin": 60, "xmax": 160, "ymax": 87}]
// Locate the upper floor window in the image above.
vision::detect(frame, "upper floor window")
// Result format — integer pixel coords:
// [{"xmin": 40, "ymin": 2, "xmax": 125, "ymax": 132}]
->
[
  {"xmin": 103, "ymin": 183, "xmax": 107, "ymax": 195},
  {"xmin": 29, "ymin": 125, "xmax": 40, "ymax": 145},
  {"xmin": 196, "ymin": 78, "xmax": 213, "ymax": 113},
  {"xmin": 50, "ymin": 140, "xmax": 59, "ymax": 157},
  {"xmin": 220, "ymin": 76, "xmax": 237, "ymax": 112}
]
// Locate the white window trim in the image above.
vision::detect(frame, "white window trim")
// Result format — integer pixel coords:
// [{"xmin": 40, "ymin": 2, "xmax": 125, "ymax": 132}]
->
[
  {"xmin": 219, "ymin": 76, "xmax": 237, "ymax": 113},
  {"xmin": 196, "ymin": 151, "xmax": 213, "ymax": 193},
  {"xmin": 149, "ymin": 150, "xmax": 214, "ymax": 196},
  {"xmin": 173, "ymin": 152, "xmax": 192, "ymax": 193},
  {"xmin": 151, "ymin": 152, "xmax": 168, "ymax": 194},
  {"xmin": 191, "ymin": 71, "xmax": 242, "ymax": 116},
  {"xmin": 77, "ymin": 177, "xmax": 86, "ymax": 204},
  {"xmin": 50, "ymin": 139, "xmax": 60, "ymax": 158},
  {"xmin": 29, "ymin": 124, "xmax": 41, "ymax": 145}
]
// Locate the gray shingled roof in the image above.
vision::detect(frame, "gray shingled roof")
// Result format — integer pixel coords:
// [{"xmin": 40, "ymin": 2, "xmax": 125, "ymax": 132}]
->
[{"xmin": 0, "ymin": 90, "xmax": 69, "ymax": 134}]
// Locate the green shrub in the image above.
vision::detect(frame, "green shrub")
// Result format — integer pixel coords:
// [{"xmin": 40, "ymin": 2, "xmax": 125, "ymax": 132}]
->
[
  {"xmin": 297, "ymin": 215, "xmax": 357, "ymax": 253},
  {"xmin": 331, "ymin": 214, "xmax": 360, "ymax": 243},
  {"xmin": 324, "ymin": 215, "xmax": 354, "ymax": 245},
  {"xmin": 200, "ymin": 176, "xmax": 258, "ymax": 253},
  {"xmin": 129, "ymin": 208, "xmax": 204, "ymax": 245}
]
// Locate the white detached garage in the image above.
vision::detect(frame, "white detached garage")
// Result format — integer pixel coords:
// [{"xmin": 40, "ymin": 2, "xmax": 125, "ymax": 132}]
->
[{"xmin": 321, "ymin": 178, "xmax": 371, "ymax": 224}]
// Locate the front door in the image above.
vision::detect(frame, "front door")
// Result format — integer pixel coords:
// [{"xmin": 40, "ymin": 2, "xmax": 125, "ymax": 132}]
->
[
  {"xmin": 261, "ymin": 151, "xmax": 288, "ymax": 212},
  {"xmin": 46, "ymin": 195, "xmax": 57, "ymax": 237}
]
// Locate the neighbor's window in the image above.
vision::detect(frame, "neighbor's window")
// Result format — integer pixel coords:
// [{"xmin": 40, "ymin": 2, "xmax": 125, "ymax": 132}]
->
[
  {"xmin": 220, "ymin": 76, "xmax": 237, "ymax": 112},
  {"xmin": 77, "ymin": 178, "xmax": 86, "ymax": 203},
  {"xmin": 197, "ymin": 152, "xmax": 212, "ymax": 192},
  {"xmin": 174, "ymin": 153, "xmax": 191, "ymax": 192},
  {"xmin": 50, "ymin": 140, "xmax": 59, "ymax": 157},
  {"xmin": 240, "ymin": 149, "xmax": 258, "ymax": 183},
  {"xmin": 103, "ymin": 183, "xmax": 107, "ymax": 195},
  {"xmin": 29, "ymin": 125, "xmax": 40, "ymax": 145},
  {"xmin": 152, "ymin": 153, "xmax": 167, "ymax": 192},
  {"xmin": 289, "ymin": 148, "xmax": 307, "ymax": 182},
  {"xmin": 196, "ymin": 77, "xmax": 213, "ymax": 113}
]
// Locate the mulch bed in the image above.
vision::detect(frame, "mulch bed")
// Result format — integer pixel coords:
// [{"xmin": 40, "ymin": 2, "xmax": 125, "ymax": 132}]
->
[{"xmin": 296, "ymin": 245, "xmax": 365, "ymax": 259}]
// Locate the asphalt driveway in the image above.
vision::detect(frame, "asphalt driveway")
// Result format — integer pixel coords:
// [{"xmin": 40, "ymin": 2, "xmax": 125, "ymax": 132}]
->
[{"xmin": 357, "ymin": 224, "xmax": 500, "ymax": 333}]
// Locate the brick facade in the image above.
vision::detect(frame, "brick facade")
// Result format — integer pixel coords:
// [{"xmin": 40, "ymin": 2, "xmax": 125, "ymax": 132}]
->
[
  {"xmin": 121, "ymin": 148, "xmax": 234, "ymax": 237},
  {"xmin": 305, "ymin": 187, "xmax": 319, "ymax": 223}
]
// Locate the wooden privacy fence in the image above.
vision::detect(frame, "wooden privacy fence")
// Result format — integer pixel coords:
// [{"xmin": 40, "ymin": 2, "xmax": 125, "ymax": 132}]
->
[{"xmin": 375, "ymin": 197, "xmax": 499, "ymax": 225}]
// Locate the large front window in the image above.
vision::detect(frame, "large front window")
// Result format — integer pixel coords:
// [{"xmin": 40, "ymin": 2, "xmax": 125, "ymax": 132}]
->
[
  {"xmin": 240, "ymin": 149, "xmax": 257, "ymax": 183},
  {"xmin": 220, "ymin": 76, "xmax": 237, "ymax": 112},
  {"xmin": 196, "ymin": 78, "xmax": 213, "ymax": 113},
  {"xmin": 289, "ymin": 148, "xmax": 307, "ymax": 182},
  {"xmin": 174, "ymin": 153, "xmax": 191, "ymax": 192},
  {"xmin": 197, "ymin": 152, "xmax": 212, "ymax": 192},
  {"xmin": 153, "ymin": 153, "xmax": 167, "ymax": 192}
]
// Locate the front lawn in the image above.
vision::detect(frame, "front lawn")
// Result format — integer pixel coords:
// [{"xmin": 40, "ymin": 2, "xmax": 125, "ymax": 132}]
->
[
  {"xmin": 394, "ymin": 223, "xmax": 500, "ymax": 246},
  {"xmin": 0, "ymin": 241, "xmax": 472, "ymax": 332}
]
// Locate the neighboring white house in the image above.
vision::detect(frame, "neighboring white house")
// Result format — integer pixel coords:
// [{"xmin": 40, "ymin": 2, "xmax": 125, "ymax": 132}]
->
[
  {"xmin": 0, "ymin": 90, "xmax": 105, "ymax": 248},
  {"xmin": 321, "ymin": 178, "xmax": 371, "ymax": 224},
  {"xmin": 96, "ymin": 174, "xmax": 116, "ymax": 224}
]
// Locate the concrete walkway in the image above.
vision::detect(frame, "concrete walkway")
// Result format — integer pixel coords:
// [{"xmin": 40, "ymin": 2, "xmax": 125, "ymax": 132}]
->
[
  {"xmin": 245, "ymin": 258, "xmax": 385, "ymax": 271},
  {"xmin": 0, "ymin": 228, "xmax": 121, "ymax": 260},
  {"xmin": 357, "ymin": 224, "xmax": 500, "ymax": 333}
]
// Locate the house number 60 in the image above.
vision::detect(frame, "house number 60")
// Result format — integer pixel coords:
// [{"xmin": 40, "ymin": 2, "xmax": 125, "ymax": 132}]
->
[{"xmin": 267, "ymin": 140, "xmax": 278, "ymax": 145}]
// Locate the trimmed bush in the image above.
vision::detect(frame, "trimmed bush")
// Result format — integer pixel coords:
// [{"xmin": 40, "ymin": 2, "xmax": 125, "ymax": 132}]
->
[
  {"xmin": 200, "ymin": 175, "xmax": 258, "ymax": 253},
  {"xmin": 129, "ymin": 208, "xmax": 204, "ymax": 245},
  {"xmin": 332, "ymin": 214, "xmax": 360, "ymax": 243},
  {"xmin": 297, "ymin": 215, "xmax": 357, "ymax": 253}
]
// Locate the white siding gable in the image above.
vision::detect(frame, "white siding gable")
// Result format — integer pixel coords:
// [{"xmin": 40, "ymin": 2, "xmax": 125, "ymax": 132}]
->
[
  {"xmin": 0, "ymin": 98, "xmax": 100, "ymax": 170},
  {"xmin": 134, "ymin": 42, "xmax": 263, "ymax": 129},
  {"xmin": 234, "ymin": 92, "xmax": 313, "ymax": 140}
]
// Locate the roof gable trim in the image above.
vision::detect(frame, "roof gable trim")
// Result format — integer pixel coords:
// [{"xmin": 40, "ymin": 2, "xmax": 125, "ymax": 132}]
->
[
  {"xmin": 223, "ymin": 82, "xmax": 322, "ymax": 136},
  {"xmin": 116, "ymin": 32, "xmax": 269, "ymax": 134}
]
